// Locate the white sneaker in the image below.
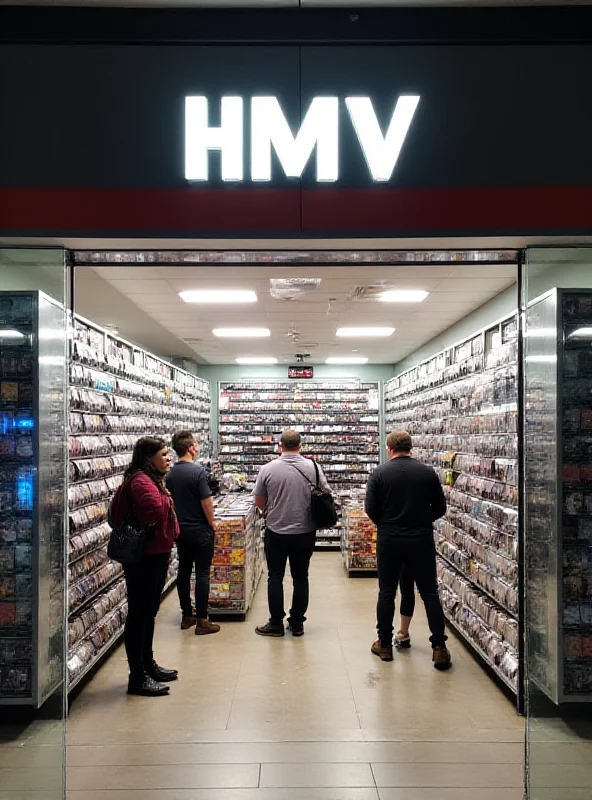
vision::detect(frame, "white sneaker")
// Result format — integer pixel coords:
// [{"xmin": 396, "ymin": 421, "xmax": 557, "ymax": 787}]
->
[{"xmin": 394, "ymin": 630, "xmax": 411, "ymax": 649}]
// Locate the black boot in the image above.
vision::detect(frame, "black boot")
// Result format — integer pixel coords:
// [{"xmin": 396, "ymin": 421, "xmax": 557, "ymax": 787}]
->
[
  {"xmin": 146, "ymin": 661, "xmax": 179, "ymax": 682},
  {"xmin": 127, "ymin": 675, "xmax": 170, "ymax": 697}
]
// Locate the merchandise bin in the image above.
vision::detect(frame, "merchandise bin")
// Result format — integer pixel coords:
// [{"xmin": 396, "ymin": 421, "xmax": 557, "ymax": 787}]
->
[
  {"xmin": 218, "ymin": 380, "xmax": 380, "ymax": 551},
  {"xmin": 67, "ymin": 315, "xmax": 211, "ymax": 690},
  {"xmin": 525, "ymin": 288, "xmax": 592, "ymax": 703},
  {"xmin": 208, "ymin": 495, "xmax": 264, "ymax": 617},
  {"xmin": 343, "ymin": 506, "xmax": 377, "ymax": 574},
  {"xmin": 0, "ymin": 291, "xmax": 67, "ymax": 707},
  {"xmin": 384, "ymin": 313, "xmax": 521, "ymax": 705}
]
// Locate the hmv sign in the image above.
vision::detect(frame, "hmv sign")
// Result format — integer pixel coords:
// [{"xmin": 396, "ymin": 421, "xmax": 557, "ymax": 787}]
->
[{"xmin": 184, "ymin": 95, "xmax": 420, "ymax": 183}]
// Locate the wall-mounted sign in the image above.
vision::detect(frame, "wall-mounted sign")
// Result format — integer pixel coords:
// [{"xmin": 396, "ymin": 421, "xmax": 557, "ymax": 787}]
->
[
  {"xmin": 185, "ymin": 95, "xmax": 419, "ymax": 183},
  {"xmin": 288, "ymin": 365, "xmax": 314, "ymax": 379}
]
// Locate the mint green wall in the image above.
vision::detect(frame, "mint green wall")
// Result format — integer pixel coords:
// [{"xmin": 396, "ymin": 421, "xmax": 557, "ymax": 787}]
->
[{"xmin": 393, "ymin": 284, "xmax": 518, "ymax": 375}]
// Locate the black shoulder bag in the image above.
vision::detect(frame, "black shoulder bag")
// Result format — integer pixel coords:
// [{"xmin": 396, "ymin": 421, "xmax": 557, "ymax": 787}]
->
[
  {"xmin": 287, "ymin": 460, "xmax": 338, "ymax": 530},
  {"xmin": 107, "ymin": 483, "xmax": 154, "ymax": 564}
]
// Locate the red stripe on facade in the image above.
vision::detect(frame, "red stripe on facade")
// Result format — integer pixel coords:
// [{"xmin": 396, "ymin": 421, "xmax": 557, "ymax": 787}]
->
[
  {"xmin": 0, "ymin": 188, "xmax": 299, "ymax": 232},
  {"xmin": 1, "ymin": 186, "xmax": 592, "ymax": 234},
  {"xmin": 302, "ymin": 187, "xmax": 592, "ymax": 232}
]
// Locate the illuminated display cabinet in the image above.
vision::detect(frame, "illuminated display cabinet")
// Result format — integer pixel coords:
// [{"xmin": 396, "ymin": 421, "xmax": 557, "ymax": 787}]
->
[
  {"xmin": 525, "ymin": 288, "xmax": 592, "ymax": 703},
  {"xmin": 0, "ymin": 291, "xmax": 67, "ymax": 707}
]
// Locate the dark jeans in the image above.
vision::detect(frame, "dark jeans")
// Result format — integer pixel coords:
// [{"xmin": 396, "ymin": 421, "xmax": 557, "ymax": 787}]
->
[
  {"xmin": 376, "ymin": 533, "xmax": 447, "ymax": 648},
  {"xmin": 176, "ymin": 530, "xmax": 215, "ymax": 618},
  {"xmin": 123, "ymin": 552, "xmax": 170, "ymax": 681},
  {"xmin": 265, "ymin": 529, "xmax": 316, "ymax": 626},
  {"xmin": 399, "ymin": 563, "xmax": 416, "ymax": 618}
]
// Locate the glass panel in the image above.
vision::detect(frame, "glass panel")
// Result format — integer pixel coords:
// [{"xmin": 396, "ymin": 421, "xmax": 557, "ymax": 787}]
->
[
  {"xmin": 524, "ymin": 248, "xmax": 592, "ymax": 799},
  {"xmin": 0, "ymin": 247, "xmax": 68, "ymax": 800}
]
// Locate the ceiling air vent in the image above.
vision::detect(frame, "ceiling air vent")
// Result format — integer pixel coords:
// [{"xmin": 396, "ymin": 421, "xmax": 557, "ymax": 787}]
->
[
  {"xmin": 348, "ymin": 284, "xmax": 393, "ymax": 301},
  {"xmin": 270, "ymin": 278, "xmax": 322, "ymax": 300},
  {"xmin": 182, "ymin": 338, "xmax": 203, "ymax": 344}
]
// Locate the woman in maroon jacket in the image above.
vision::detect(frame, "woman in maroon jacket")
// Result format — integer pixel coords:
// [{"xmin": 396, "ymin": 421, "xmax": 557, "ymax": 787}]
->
[{"xmin": 111, "ymin": 437, "xmax": 179, "ymax": 696}]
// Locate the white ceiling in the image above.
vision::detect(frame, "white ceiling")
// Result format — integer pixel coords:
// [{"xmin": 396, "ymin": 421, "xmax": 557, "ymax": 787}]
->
[{"xmin": 80, "ymin": 262, "xmax": 517, "ymax": 364}]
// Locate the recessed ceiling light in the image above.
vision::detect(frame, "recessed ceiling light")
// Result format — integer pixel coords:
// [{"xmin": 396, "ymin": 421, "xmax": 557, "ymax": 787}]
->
[
  {"xmin": 213, "ymin": 328, "xmax": 270, "ymax": 338},
  {"xmin": 525, "ymin": 328, "xmax": 557, "ymax": 338},
  {"xmin": 568, "ymin": 327, "xmax": 592, "ymax": 338},
  {"xmin": 326, "ymin": 357, "xmax": 369, "ymax": 365},
  {"xmin": 525, "ymin": 355, "xmax": 557, "ymax": 364},
  {"xmin": 236, "ymin": 357, "xmax": 278, "ymax": 365},
  {"xmin": 336, "ymin": 327, "xmax": 395, "ymax": 337},
  {"xmin": 379, "ymin": 290, "xmax": 429, "ymax": 303},
  {"xmin": 0, "ymin": 329, "xmax": 25, "ymax": 340},
  {"xmin": 179, "ymin": 289, "xmax": 257, "ymax": 304}
]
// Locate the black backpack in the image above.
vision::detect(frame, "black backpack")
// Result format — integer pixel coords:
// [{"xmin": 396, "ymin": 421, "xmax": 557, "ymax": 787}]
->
[{"xmin": 287, "ymin": 460, "xmax": 338, "ymax": 530}]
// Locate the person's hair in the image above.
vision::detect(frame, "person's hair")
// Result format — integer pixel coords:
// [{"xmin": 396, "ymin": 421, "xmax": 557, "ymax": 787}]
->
[
  {"xmin": 124, "ymin": 436, "xmax": 168, "ymax": 490},
  {"xmin": 280, "ymin": 429, "xmax": 301, "ymax": 451},
  {"xmin": 386, "ymin": 429, "xmax": 412, "ymax": 454},
  {"xmin": 172, "ymin": 430, "xmax": 196, "ymax": 457}
]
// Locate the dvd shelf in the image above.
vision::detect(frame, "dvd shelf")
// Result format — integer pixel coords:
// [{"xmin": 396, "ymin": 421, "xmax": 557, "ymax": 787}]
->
[
  {"xmin": 1, "ymin": 291, "xmax": 67, "ymax": 707},
  {"xmin": 208, "ymin": 495, "xmax": 264, "ymax": 616},
  {"xmin": 67, "ymin": 316, "xmax": 211, "ymax": 689},
  {"xmin": 218, "ymin": 381, "xmax": 380, "ymax": 550},
  {"xmin": 525, "ymin": 289, "xmax": 592, "ymax": 703},
  {"xmin": 384, "ymin": 314, "xmax": 520, "ymax": 699}
]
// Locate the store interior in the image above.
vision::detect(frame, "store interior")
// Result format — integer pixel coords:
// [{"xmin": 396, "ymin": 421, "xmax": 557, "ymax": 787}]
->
[{"xmin": 2, "ymin": 246, "xmax": 592, "ymax": 799}]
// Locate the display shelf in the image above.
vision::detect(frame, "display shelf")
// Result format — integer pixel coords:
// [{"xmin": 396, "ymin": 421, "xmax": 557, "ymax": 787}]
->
[
  {"xmin": 0, "ymin": 291, "xmax": 67, "ymax": 708},
  {"xmin": 525, "ymin": 289, "xmax": 592, "ymax": 703},
  {"xmin": 342, "ymin": 505, "xmax": 377, "ymax": 574},
  {"xmin": 207, "ymin": 495, "xmax": 264, "ymax": 617},
  {"xmin": 218, "ymin": 381, "xmax": 380, "ymax": 552},
  {"xmin": 437, "ymin": 557, "xmax": 518, "ymax": 693},
  {"xmin": 66, "ymin": 315, "xmax": 212, "ymax": 691},
  {"xmin": 384, "ymin": 313, "xmax": 520, "ymax": 704},
  {"xmin": 68, "ymin": 572, "xmax": 178, "ymax": 691}
]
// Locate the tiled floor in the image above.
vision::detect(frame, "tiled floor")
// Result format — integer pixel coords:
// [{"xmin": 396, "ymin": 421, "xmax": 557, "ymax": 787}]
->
[{"xmin": 2, "ymin": 552, "xmax": 528, "ymax": 799}]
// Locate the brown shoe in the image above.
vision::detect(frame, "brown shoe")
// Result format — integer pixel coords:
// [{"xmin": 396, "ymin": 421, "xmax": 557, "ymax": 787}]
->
[
  {"xmin": 371, "ymin": 640, "xmax": 394, "ymax": 662},
  {"xmin": 196, "ymin": 618, "xmax": 220, "ymax": 636},
  {"xmin": 432, "ymin": 646, "xmax": 452, "ymax": 670},
  {"xmin": 181, "ymin": 615, "xmax": 197, "ymax": 630}
]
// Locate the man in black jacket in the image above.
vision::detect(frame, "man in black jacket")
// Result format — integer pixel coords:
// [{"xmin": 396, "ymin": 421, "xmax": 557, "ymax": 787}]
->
[{"xmin": 365, "ymin": 429, "xmax": 451, "ymax": 669}]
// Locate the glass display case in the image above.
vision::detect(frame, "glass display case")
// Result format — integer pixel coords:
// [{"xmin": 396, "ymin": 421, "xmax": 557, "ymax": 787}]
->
[
  {"xmin": 0, "ymin": 290, "xmax": 67, "ymax": 707},
  {"xmin": 525, "ymin": 288, "xmax": 592, "ymax": 704}
]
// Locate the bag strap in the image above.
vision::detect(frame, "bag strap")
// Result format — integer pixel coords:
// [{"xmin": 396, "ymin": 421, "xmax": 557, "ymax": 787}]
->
[{"xmin": 285, "ymin": 459, "xmax": 320, "ymax": 490}]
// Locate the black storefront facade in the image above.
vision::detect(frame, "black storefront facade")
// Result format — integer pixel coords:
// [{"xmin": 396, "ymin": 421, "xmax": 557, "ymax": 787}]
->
[{"xmin": 2, "ymin": 6, "xmax": 592, "ymax": 798}]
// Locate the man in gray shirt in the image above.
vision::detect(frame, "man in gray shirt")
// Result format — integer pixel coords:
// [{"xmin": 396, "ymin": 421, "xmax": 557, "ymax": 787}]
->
[{"xmin": 253, "ymin": 429, "xmax": 330, "ymax": 638}]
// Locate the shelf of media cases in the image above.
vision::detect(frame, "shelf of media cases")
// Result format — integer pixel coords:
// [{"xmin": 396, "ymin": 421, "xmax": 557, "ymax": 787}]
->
[
  {"xmin": 525, "ymin": 289, "xmax": 592, "ymax": 704},
  {"xmin": 384, "ymin": 312, "xmax": 521, "ymax": 704},
  {"xmin": 68, "ymin": 568, "xmax": 178, "ymax": 691},
  {"xmin": 66, "ymin": 315, "xmax": 211, "ymax": 692},
  {"xmin": 217, "ymin": 380, "xmax": 380, "ymax": 551},
  {"xmin": 207, "ymin": 495, "xmax": 264, "ymax": 618}
]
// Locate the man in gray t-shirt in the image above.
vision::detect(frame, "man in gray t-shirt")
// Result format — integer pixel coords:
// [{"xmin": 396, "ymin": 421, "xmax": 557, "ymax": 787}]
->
[{"xmin": 253, "ymin": 429, "xmax": 330, "ymax": 638}]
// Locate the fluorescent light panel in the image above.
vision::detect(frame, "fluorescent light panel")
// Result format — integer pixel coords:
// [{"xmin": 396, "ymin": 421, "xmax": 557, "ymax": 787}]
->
[
  {"xmin": 235, "ymin": 357, "xmax": 278, "ymax": 365},
  {"xmin": 326, "ymin": 357, "xmax": 369, "ymax": 365},
  {"xmin": 179, "ymin": 289, "xmax": 257, "ymax": 303},
  {"xmin": 336, "ymin": 327, "xmax": 395, "ymax": 337},
  {"xmin": 213, "ymin": 328, "xmax": 270, "ymax": 338},
  {"xmin": 569, "ymin": 327, "xmax": 592, "ymax": 338},
  {"xmin": 379, "ymin": 290, "xmax": 429, "ymax": 303},
  {"xmin": 0, "ymin": 329, "xmax": 25, "ymax": 340}
]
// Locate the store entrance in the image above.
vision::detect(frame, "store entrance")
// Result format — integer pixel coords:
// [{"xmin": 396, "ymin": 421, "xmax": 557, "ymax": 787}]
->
[{"xmin": 61, "ymin": 248, "xmax": 525, "ymax": 797}]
